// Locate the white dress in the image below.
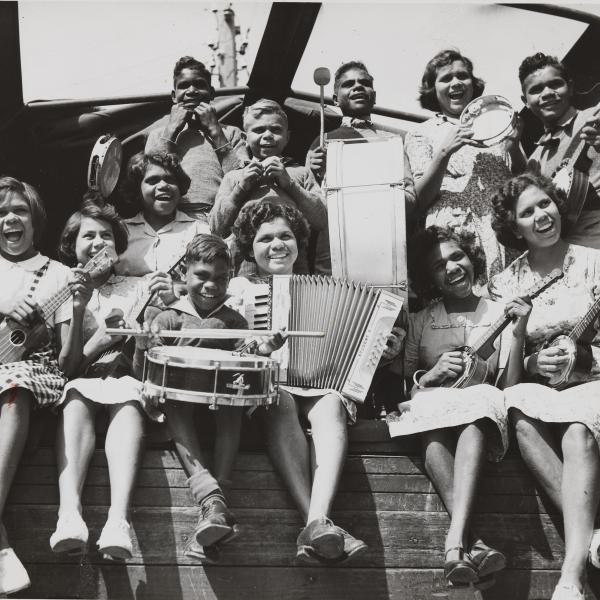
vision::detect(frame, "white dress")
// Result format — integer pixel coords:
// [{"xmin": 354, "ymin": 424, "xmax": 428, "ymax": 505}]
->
[{"xmin": 489, "ymin": 244, "xmax": 600, "ymax": 449}]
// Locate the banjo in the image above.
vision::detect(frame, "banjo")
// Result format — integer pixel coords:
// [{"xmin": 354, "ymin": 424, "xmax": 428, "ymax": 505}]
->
[
  {"xmin": 543, "ymin": 291, "xmax": 600, "ymax": 390},
  {"xmin": 551, "ymin": 106, "xmax": 600, "ymax": 230},
  {"xmin": 441, "ymin": 269, "xmax": 563, "ymax": 389}
]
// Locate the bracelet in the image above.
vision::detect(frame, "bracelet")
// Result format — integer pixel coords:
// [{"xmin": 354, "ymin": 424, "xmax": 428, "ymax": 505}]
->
[
  {"xmin": 160, "ymin": 135, "xmax": 176, "ymax": 144},
  {"xmin": 412, "ymin": 369, "xmax": 427, "ymax": 390}
]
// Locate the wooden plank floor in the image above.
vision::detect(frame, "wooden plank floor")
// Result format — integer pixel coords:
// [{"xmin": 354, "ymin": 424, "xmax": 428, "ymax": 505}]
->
[{"xmin": 5, "ymin": 421, "xmax": 600, "ymax": 599}]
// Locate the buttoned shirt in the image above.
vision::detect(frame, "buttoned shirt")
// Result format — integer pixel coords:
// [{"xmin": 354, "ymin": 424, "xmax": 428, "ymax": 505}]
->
[{"xmin": 115, "ymin": 211, "xmax": 209, "ymax": 276}]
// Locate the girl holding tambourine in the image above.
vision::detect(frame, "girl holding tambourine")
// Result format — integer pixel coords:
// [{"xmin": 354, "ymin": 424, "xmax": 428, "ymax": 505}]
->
[
  {"xmin": 489, "ymin": 172, "xmax": 600, "ymax": 600},
  {"xmin": 387, "ymin": 225, "xmax": 531, "ymax": 586},
  {"xmin": 405, "ymin": 49, "xmax": 526, "ymax": 282}
]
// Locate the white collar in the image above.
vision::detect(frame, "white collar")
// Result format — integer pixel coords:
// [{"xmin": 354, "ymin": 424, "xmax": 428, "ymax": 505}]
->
[
  {"xmin": 126, "ymin": 210, "xmax": 195, "ymax": 227},
  {"xmin": 170, "ymin": 295, "xmax": 226, "ymax": 320},
  {"xmin": 0, "ymin": 252, "xmax": 48, "ymax": 272}
]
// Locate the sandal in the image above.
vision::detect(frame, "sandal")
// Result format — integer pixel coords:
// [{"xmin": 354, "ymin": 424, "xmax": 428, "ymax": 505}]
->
[{"xmin": 444, "ymin": 546, "xmax": 478, "ymax": 584}]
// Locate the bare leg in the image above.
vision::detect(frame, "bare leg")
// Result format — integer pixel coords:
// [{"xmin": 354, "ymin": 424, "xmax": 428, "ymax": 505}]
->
[
  {"xmin": 302, "ymin": 393, "xmax": 347, "ymax": 523},
  {"xmin": 163, "ymin": 401, "xmax": 211, "ymax": 478},
  {"xmin": 422, "ymin": 427, "xmax": 456, "ymax": 515},
  {"xmin": 105, "ymin": 402, "xmax": 145, "ymax": 521},
  {"xmin": 0, "ymin": 389, "xmax": 32, "ymax": 550},
  {"xmin": 213, "ymin": 406, "xmax": 244, "ymax": 494},
  {"xmin": 55, "ymin": 391, "xmax": 97, "ymax": 517},
  {"xmin": 558, "ymin": 423, "xmax": 600, "ymax": 592},
  {"xmin": 446, "ymin": 421, "xmax": 486, "ymax": 550},
  {"xmin": 262, "ymin": 390, "xmax": 311, "ymax": 520},
  {"xmin": 511, "ymin": 409, "xmax": 563, "ymax": 509}
]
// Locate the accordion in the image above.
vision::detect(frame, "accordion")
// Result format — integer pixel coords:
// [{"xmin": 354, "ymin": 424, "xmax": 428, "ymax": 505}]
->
[{"xmin": 234, "ymin": 275, "xmax": 404, "ymax": 403}]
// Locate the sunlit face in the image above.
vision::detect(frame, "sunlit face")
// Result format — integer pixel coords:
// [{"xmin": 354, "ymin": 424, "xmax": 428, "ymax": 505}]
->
[
  {"xmin": 252, "ymin": 217, "xmax": 298, "ymax": 276},
  {"xmin": 434, "ymin": 60, "xmax": 474, "ymax": 117},
  {"xmin": 172, "ymin": 68, "xmax": 213, "ymax": 110},
  {"xmin": 513, "ymin": 185, "xmax": 562, "ymax": 249},
  {"xmin": 0, "ymin": 192, "xmax": 36, "ymax": 262},
  {"xmin": 245, "ymin": 113, "xmax": 290, "ymax": 159},
  {"xmin": 185, "ymin": 258, "xmax": 230, "ymax": 314},
  {"xmin": 427, "ymin": 240, "xmax": 474, "ymax": 300},
  {"xmin": 521, "ymin": 65, "xmax": 572, "ymax": 126},
  {"xmin": 74, "ymin": 217, "xmax": 117, "ymax": 266},
  {"xmin": 334, "ymin": 68, "xmax": 376, "ymax": 118},
  {"xmin": 140, "ymin": 164, "xmax": 181, "ymax": 222}
]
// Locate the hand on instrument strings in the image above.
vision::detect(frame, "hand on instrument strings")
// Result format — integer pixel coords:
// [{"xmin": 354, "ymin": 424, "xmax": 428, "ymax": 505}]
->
[
  {"xmin": 256, "ymin": 327, "xmax": 288, "ymax": 356},
  {"xmin": 580, "ymin": 107, "xmax": 600, "ymax": 149},
  {"xmin": 528, "ymin": 346, "xmax": 571, "ymax": 378},
  {"xmin": 71, "ymin": 265, "xmax": 94, "ymax": 313},
  {"xmin": 193, "ymin": 102, "xmax": 223, "ymax": 141},
  {"xmin": 148, "ymin": 271, "xmax": 179, "ymax": 307},
  {"xmin": 166, "ymin": 104, "xmax": 190, "ymax": 139},
  {"xmin": 381, "ymin": 326, "xmax": 406, "ymax": 362},
  {"xmin": 262, "ymin": 157, "xmax": 292, "ymax": 189},
  {"xmin": 440, "ymin": 123, "xmax": 482, "ymax": 158},
  {"xmin": 134, "ymin": 319, "xmax": 162, "ymax": 351},
  {"xmin": 421, "ymin": 350, "xmax": 464, "ymax": 386},
  {"xmin": 307, "ymin": 146, "xmax": 326, "ymax": 180},
  {"xmin": 504, "ymin": 295, "xmax": 532, "ymax": 338},
  {"xmin": 7, "ymin": 297, "xmax": 43, "ymax": 328},
  {"xmin": 238, "ymin": 159, "xmax": 263, "ymax": 193}
]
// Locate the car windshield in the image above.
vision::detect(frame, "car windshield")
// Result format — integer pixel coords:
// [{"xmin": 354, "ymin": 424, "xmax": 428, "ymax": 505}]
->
[{"xmin": 18, "ymin": 1, "xmax": 272, "ymax": 102}]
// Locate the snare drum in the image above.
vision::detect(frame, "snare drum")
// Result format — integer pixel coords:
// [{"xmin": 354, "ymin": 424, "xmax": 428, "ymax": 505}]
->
[
  {"xmin": 459, "ymin": 95, "xmax": 516, "ymax": 147},
  {"xmin": 142, "ymin": 346, "xmax": 279, "ymax": 409}
]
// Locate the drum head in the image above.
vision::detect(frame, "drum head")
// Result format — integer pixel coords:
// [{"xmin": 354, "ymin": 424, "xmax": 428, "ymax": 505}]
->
[
  {"xmin": 459, "ymin": 95, "xmax": 515, "ymax": 147},
  {"xmin": 87, "ymin": 135, "xmax": 122, "ymax": 198},
  {"xmin": 147, "ymin": 345, "xmax": 275, "ymax": 369}
]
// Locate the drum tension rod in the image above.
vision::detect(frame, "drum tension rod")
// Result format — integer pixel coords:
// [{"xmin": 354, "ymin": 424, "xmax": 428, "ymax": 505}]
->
[{"xmin": 211, "ymin": 362, "xmax": 221, "ymax": 411}]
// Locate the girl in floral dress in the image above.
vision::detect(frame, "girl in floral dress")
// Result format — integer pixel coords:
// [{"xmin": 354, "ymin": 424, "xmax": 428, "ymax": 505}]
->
[
  {"xmin": 406, "ymin": 49, "xmax": 526, "ymax": 282},
  {"xmin": 489, "ymin": 172, "xmax": 600, "ymax": 600}
]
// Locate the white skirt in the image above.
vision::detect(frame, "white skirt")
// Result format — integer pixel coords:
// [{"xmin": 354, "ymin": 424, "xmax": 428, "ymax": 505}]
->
[
  {"xmin": 386, "ymin": 384, "xmax": 508, "ymax": 462},
  {"xmin": 504, "ymin": 381, "xmax": 600, "ymax": 449},
  {"xmin": 60, "ymin": 376, "xmax": 162, "ymax": 422}
]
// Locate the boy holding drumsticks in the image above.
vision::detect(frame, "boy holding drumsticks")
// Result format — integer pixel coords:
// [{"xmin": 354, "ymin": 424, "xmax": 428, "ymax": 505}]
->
[{"xmin": 134, "ymin": 234, "xmax": 281, "ymax": 563}]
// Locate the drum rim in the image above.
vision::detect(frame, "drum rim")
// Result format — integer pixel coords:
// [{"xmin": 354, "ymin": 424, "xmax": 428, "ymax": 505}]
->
[
  {"xmin": 87, "ymin": 135, "xmax": 123, "ymax": 198},
  {"xmin": 146, "ymin": 346, "xmax": 277, "ymax": 369},
  {"xmin": 459, "ymin": 94, "xmax": 515, "ymax": 146},
  {"xmin": 144, "ymin": 382, "xmax": 277, "ymax": 405}
]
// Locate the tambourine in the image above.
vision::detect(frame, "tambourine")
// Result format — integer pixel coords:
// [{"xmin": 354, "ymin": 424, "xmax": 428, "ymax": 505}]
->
[
  {"xmin": 87, "ymin": 134, "xmax": 122, "ymax": 198},
  {"xmin": 459, "ymin": 95, "xmax": 517, "ymax": 147}
]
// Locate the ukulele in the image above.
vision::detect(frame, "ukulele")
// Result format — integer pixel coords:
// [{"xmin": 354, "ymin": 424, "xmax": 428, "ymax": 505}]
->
[
  {"xmin": 0, "ymin": 249, "xmax": 113, "ymax": 365},
  {"xmin": 543, "ymin": 290, "xmax": 600, "ymax": 390},
  {"xmin": 441, "ymin": 268, "xmax": 564, "ymax": 389}
]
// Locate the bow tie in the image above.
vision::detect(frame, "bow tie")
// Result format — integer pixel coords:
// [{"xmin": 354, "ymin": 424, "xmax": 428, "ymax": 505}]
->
[
  {"xmin": 536, "ymin": 133, "xmax": 561, "ymax": 148},
  {"xmin": 342, "ymin": 116, "xmax": 373, "ymax": 130},
  {"xmin": 350, "ymin": 117, "xmax": 373, "ymax": 129}
]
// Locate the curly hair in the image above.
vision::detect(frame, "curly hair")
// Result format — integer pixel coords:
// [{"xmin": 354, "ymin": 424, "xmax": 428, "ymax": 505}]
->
[
  {"xmin": 333, "ymin": 60, "xmax": 374, "ymax": 94},
  {"xmin": 185, "ymin": 233, "xmax": 232, "ymax": 268},
  {"xmin": 58, "ymin": 195, "xmax": 129, "ymax": 267},
  {"xmin": 408, "ymin": 225, "xmax": 486, "ymax": 301},
  {"xmin": 232, "ymin": 201, "xmax": 310, "ymax": 264},
  {"xmin": 173, "ymin": 56, "xmax": 212, "ymax": 85},
  {"xmin": 0, "ymin": 176, "xmax": 46, "ymax": 246},
  {"xmin": 518, "ymin": 52, "xmax": 570, "ymax": 87},
  {"xmin": 491, "ymin": 171, "xmax": 568, "ymax": 251},
  {"xmin": 418, "ymin": 49, "xmax": 485, "ymax": 113},
  {"xmin": 118, "ymin": 152, "xmax": 191, "ymax": 217}
]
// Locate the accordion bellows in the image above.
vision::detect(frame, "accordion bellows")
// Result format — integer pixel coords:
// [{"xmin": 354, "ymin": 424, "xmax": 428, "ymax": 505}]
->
[{"xmin": 245, "ymin": 275, "xmax": 404, "ymax": 403}]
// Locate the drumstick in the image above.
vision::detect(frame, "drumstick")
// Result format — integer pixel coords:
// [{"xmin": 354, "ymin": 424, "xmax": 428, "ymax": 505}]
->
[
  {"xmin": 105, "ymin": 328, "xmax": 325, "ymax": 339},
  {"xmin": 313, "ymin": 67, "xmax": 331, "ymax": 148}
]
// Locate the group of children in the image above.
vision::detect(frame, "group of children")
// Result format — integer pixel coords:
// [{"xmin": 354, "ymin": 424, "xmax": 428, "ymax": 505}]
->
[{"xmin": 3, "ymin": 46, "xmax": 600, "ymax": 600}]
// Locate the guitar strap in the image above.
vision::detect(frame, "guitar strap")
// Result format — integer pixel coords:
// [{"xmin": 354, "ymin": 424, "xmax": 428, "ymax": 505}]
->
[{"xmin": 27, "ymin": 259, "xmax": 51, "ymax": 301}]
